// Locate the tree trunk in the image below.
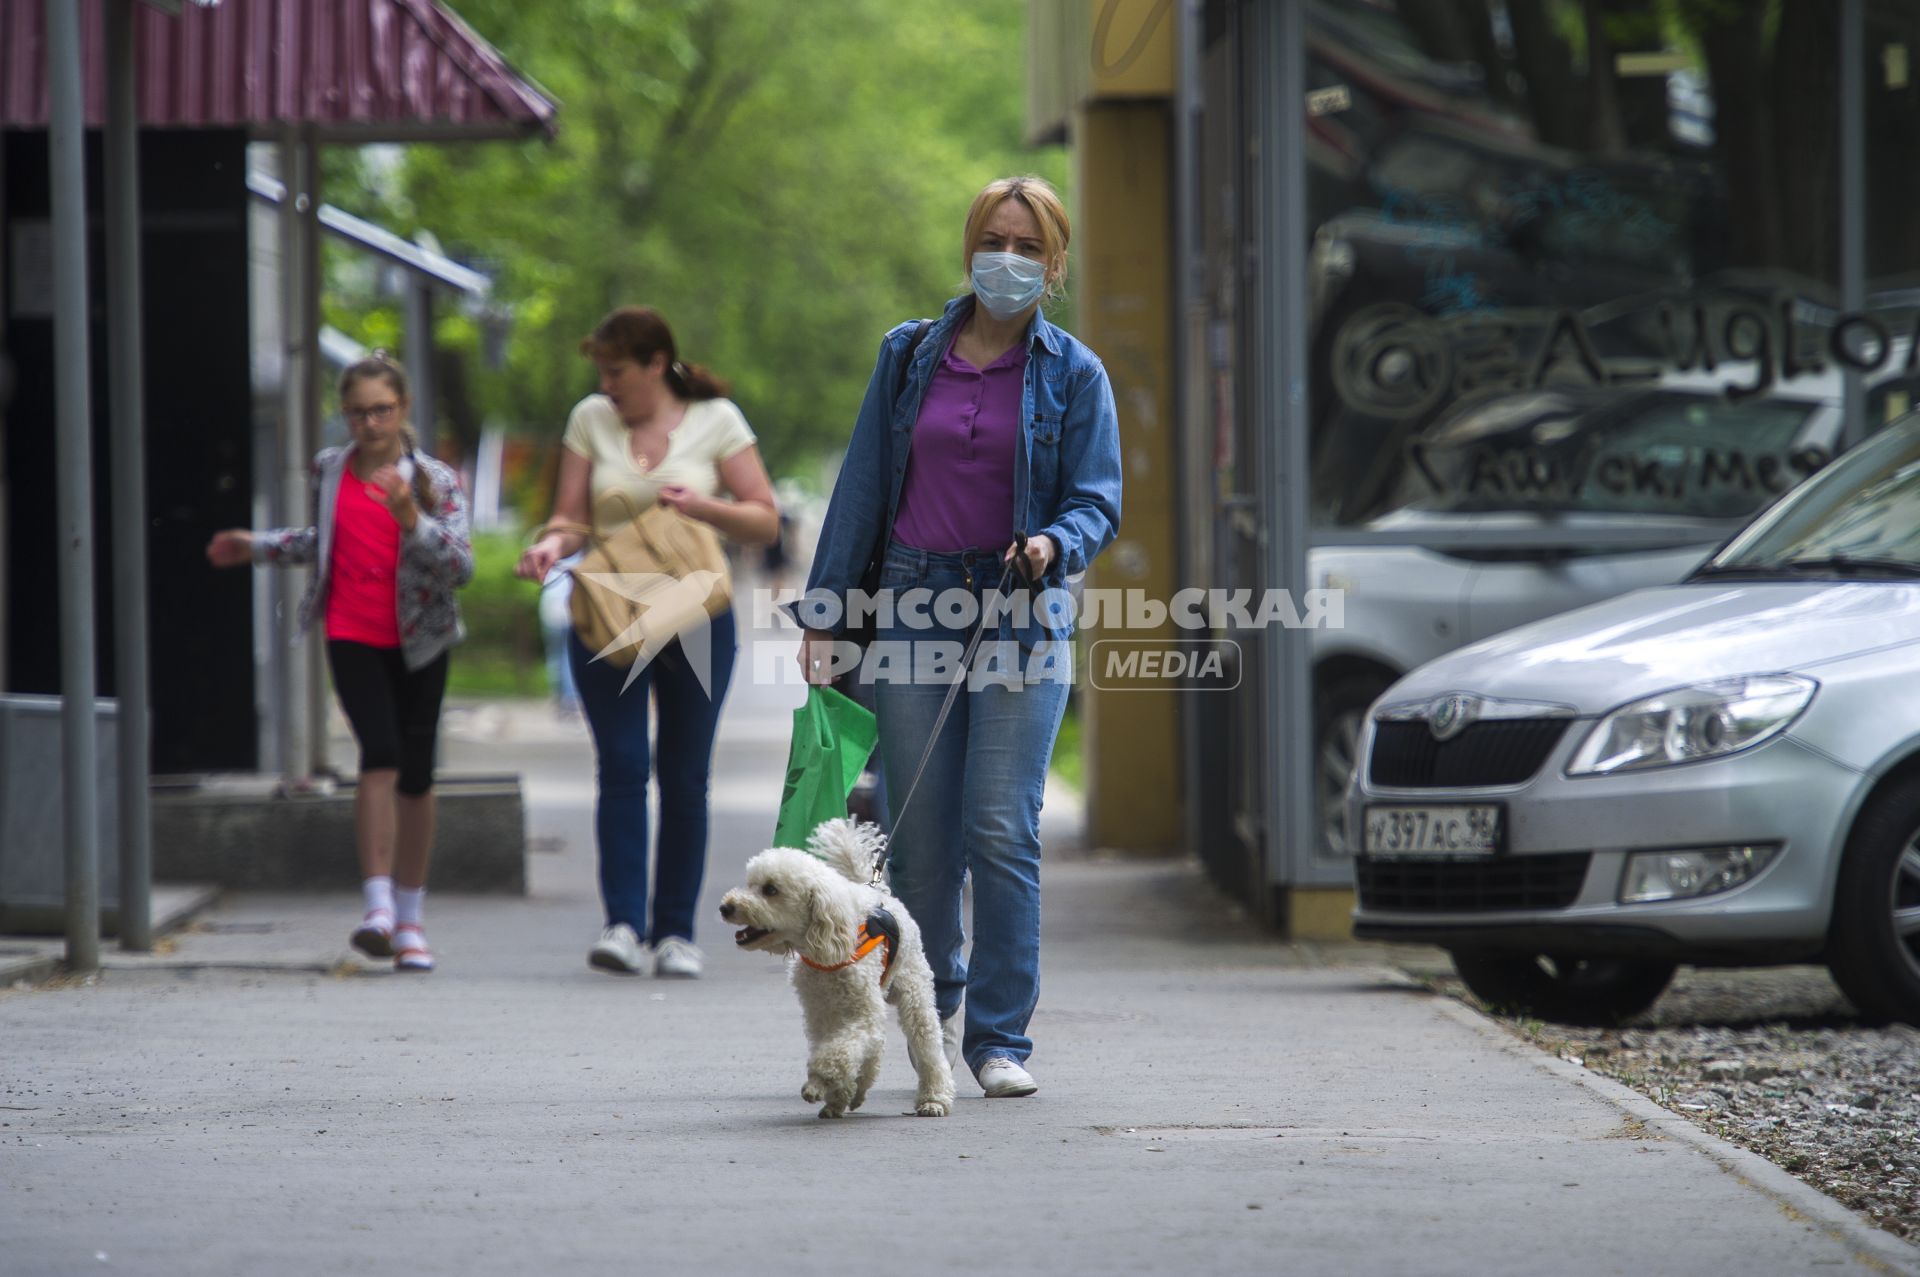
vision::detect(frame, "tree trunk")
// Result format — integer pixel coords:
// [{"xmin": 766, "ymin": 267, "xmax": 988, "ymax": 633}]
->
[
  {"xmin": 1691, "ymin": 3, "xmax": 1782, "ymax": 271},
  {"xmin": 1772, "ymin": 0, "xmax": 1841, "ymax": 288},
  {"xmin": 1452, "ymin": 0, "xmax": 1519, "ymax": 111},
  {"xmin": 1506, "ymin": 0, "xmax": 1590, "ymax": 149},
  {"xmin": 1867, "ymin": 4, "xmax": 1920, "ymax": 280},
  {"xmin": 1395, "ymin": 0, "xmax": 1477, "ymax": 63},
  {"xmin": 1584, "ymin": 0, "xmax": 1627, "ymax": 155}
]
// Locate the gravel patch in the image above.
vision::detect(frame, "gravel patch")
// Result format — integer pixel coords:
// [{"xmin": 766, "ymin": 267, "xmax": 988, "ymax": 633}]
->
[{"xmin": 1423, "ymin": 963, "xmax": 1920, "ymax": 1244}]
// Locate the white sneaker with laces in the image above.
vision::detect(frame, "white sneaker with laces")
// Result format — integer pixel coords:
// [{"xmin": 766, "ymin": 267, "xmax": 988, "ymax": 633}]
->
[
  {"xmin": 589, "ymin": 923, "xmax": 645, "ymax": 974},
  {"xmin": 975, "ymin": 1055, "xmax": 1038, "ymax": 1098},
  {"xmin": 652, "ymin": 936, "xmax": 704, "ymax": 978},
  {"xmin": 941, "ymin": 1011, "xmax": 962, "ymax": 1073}
]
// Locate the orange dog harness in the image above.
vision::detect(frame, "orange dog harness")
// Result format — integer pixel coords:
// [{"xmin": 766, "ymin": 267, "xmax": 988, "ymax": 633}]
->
[{"xmin": 799, "ymin": 906, "xmax": 900, "ymax": 980}]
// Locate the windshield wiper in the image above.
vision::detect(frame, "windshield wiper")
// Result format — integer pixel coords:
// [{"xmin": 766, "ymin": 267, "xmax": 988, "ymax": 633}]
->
[
  {"xmin": 1694, "ymin": 555, "xmax": 1920, "ymax": 580},
  {"xmin": 1783, "ymin": 555, "xmax": 1920, "ymax": 578},
  {"xmin": 1688, "ymin": 562, "xmax": 1798, "ymax": 579}
]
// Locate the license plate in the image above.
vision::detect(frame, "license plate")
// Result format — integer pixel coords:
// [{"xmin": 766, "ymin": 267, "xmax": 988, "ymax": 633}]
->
[{"xmin": 1363, "ymin": 804, "xmax": 1502, "ymax": 857}]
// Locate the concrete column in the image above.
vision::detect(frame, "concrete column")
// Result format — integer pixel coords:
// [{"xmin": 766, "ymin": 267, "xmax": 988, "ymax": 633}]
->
[
  {"xmin": 298, "ymin": 135, "xmax": 330, "ymax": 778},
  {"xmin": 404, "ymin": 277, "xmax": 436, "ymax": 457},
  {"xmin": 1076, "ymin": 102, "xmax": 1181, "ymax": 853},
  {"xmin": 105, "ymin": 0, "xmax": 153, "ymax": 950},
  {"xmin": 47, "ymin": 0, "xmax": 100, "ymax": 972},
  {"xmin": 1840, "ymin": 0, "xmax": 1867, "ymax": 447},
  {"xmin": 276, "ymin": 131, "xmax": 312, "ymax": 787},
  {"xmin": 1256, "ymin": 0, "xmax": 1340, "ymax": 935}
]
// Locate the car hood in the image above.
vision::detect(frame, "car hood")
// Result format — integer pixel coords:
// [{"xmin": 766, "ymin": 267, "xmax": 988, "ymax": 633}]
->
[{"xmin": 1385, "ymin": 582, "xmax": 1920, "ymax": 713}]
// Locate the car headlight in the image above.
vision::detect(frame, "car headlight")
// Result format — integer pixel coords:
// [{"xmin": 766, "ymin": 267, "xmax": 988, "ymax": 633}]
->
[{"xmin": 1566, "ymin": 675, "xmax": 1816, "ymax": 776}]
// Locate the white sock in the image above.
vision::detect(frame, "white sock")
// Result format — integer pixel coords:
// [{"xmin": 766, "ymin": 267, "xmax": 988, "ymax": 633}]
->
[
  {"xmin": 395, "ymin": 887, "xmax": 426, "ymax": 928},
  {"xmin": 363, "ymin": 876, "xmax": 395, "ymax": 920}
]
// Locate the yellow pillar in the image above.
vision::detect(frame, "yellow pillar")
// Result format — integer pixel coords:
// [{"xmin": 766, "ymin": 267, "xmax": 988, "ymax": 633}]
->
[{"xmin": 1073, "ymin": 102, "xmax": 1180, "ymax": 852}]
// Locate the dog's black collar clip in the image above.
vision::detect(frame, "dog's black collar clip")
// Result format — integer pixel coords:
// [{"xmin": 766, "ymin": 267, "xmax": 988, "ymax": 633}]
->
[{"xmin": 864, "ymin": 906, "xmax": 900, "ymax": 979}]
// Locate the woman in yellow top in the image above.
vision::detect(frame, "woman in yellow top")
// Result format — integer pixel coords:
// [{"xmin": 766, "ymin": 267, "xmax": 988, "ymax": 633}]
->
[{"xmin": 517, "ymin": 306, "xmax": 778, "ymax": 977}]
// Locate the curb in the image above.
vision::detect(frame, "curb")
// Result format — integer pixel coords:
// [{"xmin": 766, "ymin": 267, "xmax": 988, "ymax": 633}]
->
[
  {"xmin": 0, "ymin": 883, "xmax": 222, "ymax": 989},
  {"xmin": 0, "ymin": 948, "xmax": 60, "ymax": 987},
  {"xmin": 1426, "ymin": 993, "xmax": 1920, "ymax": 1276}
]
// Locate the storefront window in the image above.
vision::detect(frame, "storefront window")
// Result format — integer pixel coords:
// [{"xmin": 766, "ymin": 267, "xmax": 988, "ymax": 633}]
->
[{"xmin": 1302, "ymin": 0, "xmax": 1882, "ymax": 528}]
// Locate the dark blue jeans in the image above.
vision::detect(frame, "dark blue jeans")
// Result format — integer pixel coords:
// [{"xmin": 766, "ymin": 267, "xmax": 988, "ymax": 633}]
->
[{"xmin": 568, "ymin": 610, "xmax": 736, "ymax": 945}]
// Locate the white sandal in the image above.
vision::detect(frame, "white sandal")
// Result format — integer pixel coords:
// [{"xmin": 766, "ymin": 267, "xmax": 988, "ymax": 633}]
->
[
  {"xmin": 350, "ymin": 909, "xmax": 394, "ymax": 958},
  {"xmin": 393, "ymin": 924, "xmax": 435, "ymax": 972}
]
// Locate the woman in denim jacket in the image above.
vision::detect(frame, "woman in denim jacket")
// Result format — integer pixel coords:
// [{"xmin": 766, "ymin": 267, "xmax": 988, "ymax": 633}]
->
[
  {"xmin": 207, "ymin": 354, "xmax": 473, "ymax": 972},
  {"xmin": 798, "ymin": 176, "xmax": 1123, "ymax": 1098}
]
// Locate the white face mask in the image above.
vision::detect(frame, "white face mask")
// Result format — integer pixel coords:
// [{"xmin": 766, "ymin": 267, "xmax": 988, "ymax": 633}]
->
[{"xmin": 971, "ymin": 251, "xmax": 1047, "ymax": 320}]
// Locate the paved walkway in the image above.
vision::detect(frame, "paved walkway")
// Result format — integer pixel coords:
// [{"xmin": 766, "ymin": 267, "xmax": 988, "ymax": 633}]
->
[{"xmin": 3, "ymin": 613, "xmax": 1916, "ymax": 1275}]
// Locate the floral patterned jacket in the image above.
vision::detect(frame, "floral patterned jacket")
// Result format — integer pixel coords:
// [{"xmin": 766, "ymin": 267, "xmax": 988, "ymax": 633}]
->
[{"xmin": 252, "ymin": 446, "xmax": 474, "ymax": 670}]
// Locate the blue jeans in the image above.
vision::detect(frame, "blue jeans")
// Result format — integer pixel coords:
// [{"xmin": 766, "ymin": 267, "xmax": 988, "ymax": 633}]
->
[
  {"xmin": 870, "ymin": 542, "xmax": 1070, "ymax": 1073},
  {"xmin": 568, "ymin": 610, "xmax": 736, "ymax": 945}
]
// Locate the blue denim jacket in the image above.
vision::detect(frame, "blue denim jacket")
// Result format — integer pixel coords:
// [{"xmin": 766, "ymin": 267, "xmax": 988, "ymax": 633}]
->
[{"xmin": 801, "ymin": 294, "xmax": 1123, "ymax": 644}]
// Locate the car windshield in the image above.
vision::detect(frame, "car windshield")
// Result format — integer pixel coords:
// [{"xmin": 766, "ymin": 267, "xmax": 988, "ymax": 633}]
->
[
  {"xmin": 1393, "ymin": 390, "xmax": 1822, "ymax": 518},
  {"xmin": 1706, "ymin": 411, "xmax": 1920, "ymax": 573}
]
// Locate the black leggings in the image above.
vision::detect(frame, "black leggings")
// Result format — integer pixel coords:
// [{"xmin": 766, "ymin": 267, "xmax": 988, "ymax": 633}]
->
[{"xmin": 326, "ymin": 641, "xmax": 449, "ymax": 795}]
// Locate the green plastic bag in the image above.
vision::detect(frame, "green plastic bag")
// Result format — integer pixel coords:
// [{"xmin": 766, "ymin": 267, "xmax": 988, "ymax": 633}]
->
[{"xmin": 772, "ymin": 685, "xmax": 880, "ymax": 850}]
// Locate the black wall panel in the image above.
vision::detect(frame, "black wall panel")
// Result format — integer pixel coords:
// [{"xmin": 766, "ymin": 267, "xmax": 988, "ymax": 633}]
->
[{"xmin": 3, "ymin": 127, "xmax": 256, "ymax": 772}]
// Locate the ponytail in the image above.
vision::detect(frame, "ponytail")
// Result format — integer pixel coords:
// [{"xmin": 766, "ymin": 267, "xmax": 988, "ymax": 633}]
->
[
  {"xmin": 666, "ymin": 359, "xmax": 729, "ymax": 401},
  {"xmin": 397, "ymin": 422, "xmax": 440, "ymax": 512},
  {"xmin": 583, "ymin": 306, "xmax": 728, "ymax": 401}
]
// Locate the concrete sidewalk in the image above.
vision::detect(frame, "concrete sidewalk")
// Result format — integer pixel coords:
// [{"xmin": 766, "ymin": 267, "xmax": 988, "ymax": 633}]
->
[{"xmin": 3, "ymin": 623, "xmax": 1916, "ymax": 1274}]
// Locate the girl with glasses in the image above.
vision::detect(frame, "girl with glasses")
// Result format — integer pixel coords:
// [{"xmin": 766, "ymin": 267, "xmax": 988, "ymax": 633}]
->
[{"xmin": 206, "ymin": 352, "xmax": 473, "ymax": 972}]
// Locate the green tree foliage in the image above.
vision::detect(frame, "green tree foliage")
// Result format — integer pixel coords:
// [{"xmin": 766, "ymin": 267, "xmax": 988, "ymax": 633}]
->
[{"xmin": 334, "ymin": 0, "xmax": 1063, "ymax": 482}]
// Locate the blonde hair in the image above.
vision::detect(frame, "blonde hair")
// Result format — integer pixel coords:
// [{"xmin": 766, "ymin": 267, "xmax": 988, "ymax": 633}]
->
[{"xmin": 961, "ymin": 175, "xmax": 1071, "ymax": 302}]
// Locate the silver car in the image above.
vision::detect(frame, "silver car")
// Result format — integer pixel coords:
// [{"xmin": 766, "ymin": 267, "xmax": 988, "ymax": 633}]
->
[
  {"xmin": 1311, "ymin": 356, "xmax": 1920, "ymax": 857},
  {"xmin": 1348, "ymin": 410, "xmax": 1920, "ymax": 1026}
]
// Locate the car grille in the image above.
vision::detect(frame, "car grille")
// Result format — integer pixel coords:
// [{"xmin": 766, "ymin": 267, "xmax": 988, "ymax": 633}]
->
[
  {"xmin": 1368, "ymin": 719, "xmax": 1570, "ymax": 788},
  {"xmin": 1356, "ymin": 852, "xmax": 1591, "ymax": 913}
]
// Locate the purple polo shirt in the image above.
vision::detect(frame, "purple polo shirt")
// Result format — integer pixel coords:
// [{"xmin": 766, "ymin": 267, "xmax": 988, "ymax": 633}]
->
[{"xmin": 892, "ymin": 340, "xmax": 1027, "ymax": 552}]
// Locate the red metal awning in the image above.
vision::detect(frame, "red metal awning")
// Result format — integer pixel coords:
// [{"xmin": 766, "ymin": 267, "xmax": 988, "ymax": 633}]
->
[{"xmin": 0, "ymin": 0, "xmax": 558, "ymax": 141}]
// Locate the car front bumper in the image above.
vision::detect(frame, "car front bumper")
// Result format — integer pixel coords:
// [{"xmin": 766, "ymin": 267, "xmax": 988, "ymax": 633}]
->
[{"xmin": 1347, "ymin": 725, "xmax": 1856, "ymax": 960}]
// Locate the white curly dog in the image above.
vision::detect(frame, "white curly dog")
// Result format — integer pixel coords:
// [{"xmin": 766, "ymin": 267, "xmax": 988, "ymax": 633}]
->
[{"xmin": 718, "ymin": 818, "xmax": 954, "ymax": 1118}]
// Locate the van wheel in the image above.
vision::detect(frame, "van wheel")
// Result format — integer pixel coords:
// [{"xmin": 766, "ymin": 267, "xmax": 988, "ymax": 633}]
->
[
  {"xmin": 1315, "ymin": 672, "xmax": 1392, "ymax": 857},
  {"xmin": 1450, "ymin": 952, "xmax": 1676, "ymax": 1026},
  {"xmin": 1826, "ymin": 784, "xmax": 1920, "ymax": 1026}
]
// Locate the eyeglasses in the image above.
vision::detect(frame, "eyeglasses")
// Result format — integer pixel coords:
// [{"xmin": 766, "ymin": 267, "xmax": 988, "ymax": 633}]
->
[{"xmin": 344, "ymin": 403, "xmax": 400, "ymax": 423}]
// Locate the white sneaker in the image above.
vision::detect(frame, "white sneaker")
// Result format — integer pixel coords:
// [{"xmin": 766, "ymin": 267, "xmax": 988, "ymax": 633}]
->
[
  {"xmin": 941, "ymin": 1011, "xmax": 962, "ymax": 1073},
  {"xmin": 589, "ymin": 923, "xmax": 645, "ymax": 974},
  {"xmin": 975, "ymin": 1055, "xmax": 1038, "ymax": 1098},
  {"xmin": 652, "ymin": 936, "xmax": 704, "ymax": 978}
]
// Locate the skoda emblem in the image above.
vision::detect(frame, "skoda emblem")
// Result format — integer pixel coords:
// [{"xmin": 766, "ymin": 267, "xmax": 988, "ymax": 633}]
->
[{"xmin": 1428, "ymin": 693, "xmax": 1477, "ymax": 742}]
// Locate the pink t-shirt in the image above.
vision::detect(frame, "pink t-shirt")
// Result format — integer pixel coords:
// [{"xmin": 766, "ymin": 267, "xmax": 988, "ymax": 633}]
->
[
  {"xmin": 891, "ymin": 341, "xmax": 1026, "ymax": 552},
  {"xmin": 325, "ymin": 469, "xmax": 403, "ymax": 648}
]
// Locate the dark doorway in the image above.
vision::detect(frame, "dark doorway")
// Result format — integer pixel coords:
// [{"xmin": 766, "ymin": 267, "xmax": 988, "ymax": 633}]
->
[{"xmin": 3, "ymin": 127, "xmax": 256, "ymax": 772}]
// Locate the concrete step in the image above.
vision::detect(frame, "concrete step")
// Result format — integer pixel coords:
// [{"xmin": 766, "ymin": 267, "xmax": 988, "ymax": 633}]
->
[
  {"xmin": 0, "ymin": 881, "xmax": 220, "ymax": 985},
  {"xmin": 150, "ymin": 772, "xmax": 525, "ymax": 893}
]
